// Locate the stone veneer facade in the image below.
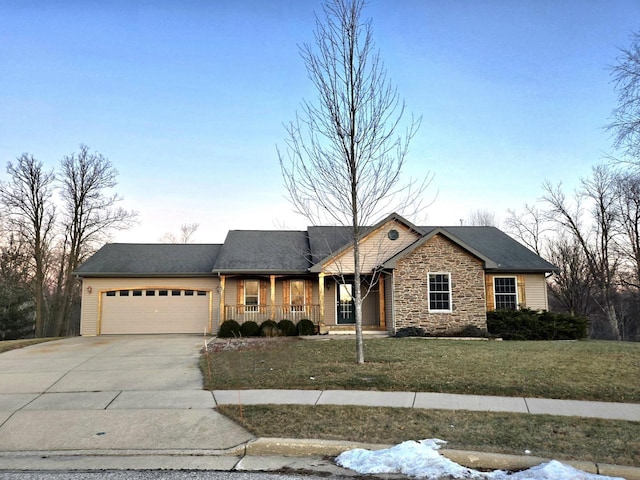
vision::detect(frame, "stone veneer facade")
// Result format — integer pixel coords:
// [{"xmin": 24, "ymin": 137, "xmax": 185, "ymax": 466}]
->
[{"xmin": 394, "ymin": 234, "xmax": 487, "ymax": 334}]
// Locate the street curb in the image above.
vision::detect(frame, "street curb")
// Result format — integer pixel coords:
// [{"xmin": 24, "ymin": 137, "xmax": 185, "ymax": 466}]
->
[{"xmin": 247, "ymin": 437, "xmax": 640, "ymax": 479}]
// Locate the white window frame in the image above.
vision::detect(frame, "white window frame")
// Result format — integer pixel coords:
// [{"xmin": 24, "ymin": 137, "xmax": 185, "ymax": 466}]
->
[
  {"xmin": 494, "ymin": 276, "xmax": 519, "ymax": 310},
  {"xmin": 290, "ymin": 279, "xmax": 305, "ymax": 313},
  {"xmin": 244, "ymin": 279, "xmax": 260, "ymax": 312},
  {"xmin": 428, "ymin": 272, "xmax": 452, "ymax": 313}
]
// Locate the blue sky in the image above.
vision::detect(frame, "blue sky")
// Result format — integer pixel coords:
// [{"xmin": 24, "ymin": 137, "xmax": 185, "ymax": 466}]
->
[{"xmin": 1, "ymin": 0, "xmax": 638, "ymax": 243}]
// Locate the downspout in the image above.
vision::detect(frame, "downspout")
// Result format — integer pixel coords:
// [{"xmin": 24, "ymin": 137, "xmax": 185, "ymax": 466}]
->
[
  {"xmin": 390, "ymin": 270, "xmax": 396, "ymax": 336},
  {"xmin": 216, "ymin": 271, "xmax": 225, "ymax": 329}
]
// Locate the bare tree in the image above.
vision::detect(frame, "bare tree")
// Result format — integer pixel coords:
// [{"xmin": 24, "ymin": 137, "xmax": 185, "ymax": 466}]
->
[
  {"xmin": 465, "ymin": 209, "xmax": 498, "ymax": 227},
  {"xmin": 614, "ymin": 171, "xmax": 640, "ymax": 288},
  {"xmin": 279, "ymin": 0, "xmax": 428, "ymax": 363},
  {"xmin": 0, "ymin": 234, "xmax": 34, "ymax": 339},
  {"xmin": 159, "ymin": 222, "xmax": 200, "ymax": 244},
  {"xmin": 50, "ymin": 145, "xmax": 137, "ymax": 336},
  {"xmin": 504, "ymin": 204, "xmax": 549, "ymax": 255},
  {"xmin": 0, "ymin": 155, "xmax": 56, "ymax": 337},
  {"xmin": 546, "ymin": 235, "xmax": 595, "ymax": 319},
  {"xmin": 607, "ymin": 32, "xmax": 640, "ymax": 161},
  {"xmin": 542, "ymin": 166, "xmax": 621, "ymax": 339}
]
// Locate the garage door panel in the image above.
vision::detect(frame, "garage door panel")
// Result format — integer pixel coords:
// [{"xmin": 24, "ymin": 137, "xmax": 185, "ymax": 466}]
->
[{"xmin": 101, "ymin": 289, "xmax": 209, "ymax": 334}]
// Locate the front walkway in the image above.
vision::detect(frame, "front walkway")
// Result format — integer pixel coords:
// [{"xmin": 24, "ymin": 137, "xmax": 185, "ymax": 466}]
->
[{"xmin": 212, "ymin": 389, "xmax": 640, "ymax": 422}]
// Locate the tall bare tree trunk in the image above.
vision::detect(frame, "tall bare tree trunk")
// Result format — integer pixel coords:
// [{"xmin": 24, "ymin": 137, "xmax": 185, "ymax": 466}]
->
[
  {"xmin": 279, "ymin": 0, "xmax": 427, "ymax": 362},
  {"xmin": 0, "ymin": 155, "xmax": 55, "ymax": 338}
]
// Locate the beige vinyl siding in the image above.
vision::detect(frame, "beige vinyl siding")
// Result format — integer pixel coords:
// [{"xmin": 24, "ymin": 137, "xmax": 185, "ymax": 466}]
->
[
  {"xmin": 79, "ymin": 277, "xmax": 219, "ymax": 336},
  {"xmin": 485, "ymin": 273, "xmax": 549, "ymax": 311},
  {"xmin": 323, "ymin": 220, "xmax": 420, "ymax": 274},
  {"xmin": 323, "ymin": 279, "xmax": 337, "ymax": 325},
  {"xmin": 523, "ymin": 273, "xmax": 550, "ymax": 311},
  {"xmin": 362, "ymin": 286, "xmax": 379, "ymax": 326}
]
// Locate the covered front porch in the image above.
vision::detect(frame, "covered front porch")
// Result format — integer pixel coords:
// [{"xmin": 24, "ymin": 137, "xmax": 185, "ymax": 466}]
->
[{"xmin": 217, "ymin": 273, "xmax": 390, "ymax": 333}]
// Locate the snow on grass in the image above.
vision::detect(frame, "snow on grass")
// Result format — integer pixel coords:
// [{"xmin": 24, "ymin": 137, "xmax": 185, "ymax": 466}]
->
[{"xmin": 335, "ymin": 439, "xmax": 624, "ymax": 480}]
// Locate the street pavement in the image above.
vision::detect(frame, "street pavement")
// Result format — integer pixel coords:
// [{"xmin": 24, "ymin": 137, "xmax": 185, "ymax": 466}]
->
[{"xmin": 0, "ymin": 335, "xmax": 638, "ymax": 478}]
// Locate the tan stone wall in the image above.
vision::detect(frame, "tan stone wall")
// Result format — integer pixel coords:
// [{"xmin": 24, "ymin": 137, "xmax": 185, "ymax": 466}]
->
[{"xmin": 393, "ymin": 234, "xmax": 487, "ymax": 334}]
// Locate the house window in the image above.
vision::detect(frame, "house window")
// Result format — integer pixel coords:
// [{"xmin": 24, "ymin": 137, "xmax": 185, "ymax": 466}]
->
[
  {"xmin": 428, "ymin": 273, "xmax": 451, "ymax": 312},
  {"xmin": 106, "ymin": 291, "xmax": 116, "ymax": 297},
  {"xmin": 132, "ymin": 290, "xmax": 142, "ymax": 297},
  {"xmin": 146, "ymin": 290, "xmax": 155, "ymax": 296},
  {"xmin": 185, "ymin": 290, "xmax": 194, "ymax": 296},
  {"xmin": 119, "ymin": 290, "xmax": 129, "ymax": 296},
  {"xmin": 172, "ymin": 290, "xmax": 181, "ymax": 296},
  {"xmin": 494, "ymin": 277, "xmax": 518, "ymax": 310},
  {"xmin": 197, "ymin": 290, "xmax": 206, "ymax": 296},
  {"xmin": 290, "ymin": 280, "xmax": 305, "ymax": 312},
  {"xmin": 158, "ymin": 290, "xmax": 168, "ymax": 296},
  {"xmin": 244, "ymin": 280, "xmax": 259, "ymax": 312}
]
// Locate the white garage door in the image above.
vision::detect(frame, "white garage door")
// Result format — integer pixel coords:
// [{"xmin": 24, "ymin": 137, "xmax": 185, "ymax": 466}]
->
[{"xmin": 101, "ymin": 288, "xmax": 210, "ymax": 334}]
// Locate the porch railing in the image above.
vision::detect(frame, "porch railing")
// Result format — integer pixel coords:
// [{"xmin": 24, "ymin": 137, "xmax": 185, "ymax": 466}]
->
[{"xmin": 223, "ymin": 304, "xmax": 320, "ymax": 324}]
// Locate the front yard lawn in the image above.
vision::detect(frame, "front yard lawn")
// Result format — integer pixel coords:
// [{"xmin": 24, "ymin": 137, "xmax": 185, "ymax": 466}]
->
[
  {"xmin": 201, "ymin": 337, "xmax": 640, "ymax": 403},
  {"xmin": 0, "ymin": 337, "xmax": 61, "ymax": 354},
  {"xmin": 218, "ymin": 404, "xmax": 640, "ymax": 467}
]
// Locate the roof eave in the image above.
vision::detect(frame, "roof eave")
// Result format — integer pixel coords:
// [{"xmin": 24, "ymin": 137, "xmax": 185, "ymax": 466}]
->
[
  {"xmin": 212, "ymin": 269, "xmax": 311, "ymax": 275},
  {"xmin": 74, "ymin": 272, "xmax": 214, "ymax": 278},
  {"xmin": 486, "ymin": 267, "xmax": 560, "ymax": 274}
]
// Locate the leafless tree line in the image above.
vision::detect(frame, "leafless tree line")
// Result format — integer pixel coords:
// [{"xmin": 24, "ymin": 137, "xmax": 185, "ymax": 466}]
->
[
  {"xmin": 0, "ymin": 145, "xmax": 136, "ymax": 338},
  {"xmin": 505, "ymin": 165, "xmax": 640, "ymax": 341}
]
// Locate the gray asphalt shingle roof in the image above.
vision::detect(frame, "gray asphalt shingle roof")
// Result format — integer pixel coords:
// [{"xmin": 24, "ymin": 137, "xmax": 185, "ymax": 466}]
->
[
  {"xmin": 213, "ymin": 230, "xmax": 311, "ymax": 273},
  {"xmin": 426, "ymin": 226, "xmax": 558, "ymax": 272},
  {"xmin": 307, "ymin": 226, "xmax": 357, "ymax": 265},
  {"xmin": 74, "ymin": 243, "xmax": 222, "ymax": 276},
  {"xmin": 75, "ymin": 220, "xmax": 557, "ymax": 276}
]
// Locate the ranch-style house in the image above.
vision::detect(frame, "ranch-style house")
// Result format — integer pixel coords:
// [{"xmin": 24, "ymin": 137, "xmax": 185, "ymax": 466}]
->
[{"xmin": 75, "ymin": 213, "xmax": 558, "ymax": 336}]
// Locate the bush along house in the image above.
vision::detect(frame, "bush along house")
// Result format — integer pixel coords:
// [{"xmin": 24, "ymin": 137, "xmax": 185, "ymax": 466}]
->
[{"xmin": 74, "ymin": 213, "xmax": 558, "ymax": 336}]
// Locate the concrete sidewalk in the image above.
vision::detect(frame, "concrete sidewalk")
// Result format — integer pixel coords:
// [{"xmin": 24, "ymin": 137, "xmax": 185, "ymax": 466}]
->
[{"xmin": 212, "ymin": 389, "xmax": 640, "ymax": 421}]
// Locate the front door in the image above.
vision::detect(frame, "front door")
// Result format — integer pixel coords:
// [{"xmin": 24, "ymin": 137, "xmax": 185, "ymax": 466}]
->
[{"xmin": 337, "ymin": 282, "xmax": 355, "ymax": 324}]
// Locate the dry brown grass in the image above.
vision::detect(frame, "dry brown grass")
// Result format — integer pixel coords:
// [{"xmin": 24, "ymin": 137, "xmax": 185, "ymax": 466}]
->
[
  {"xmin": 201, "ymin": 337, "xmax": 640, "ymax": 402},
  {"xmin": 218, "ymin": 404, "xmax": 640, "ymax": 467},
  {"xmin": 0, "ymin": 337, "xmax": 61, "ymax": 354}
]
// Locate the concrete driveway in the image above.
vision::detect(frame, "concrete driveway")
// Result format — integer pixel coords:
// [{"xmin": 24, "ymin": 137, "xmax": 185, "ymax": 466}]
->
[{"xmin": 0, "ymin": 336, "xmax": 253, "ymax": 454}]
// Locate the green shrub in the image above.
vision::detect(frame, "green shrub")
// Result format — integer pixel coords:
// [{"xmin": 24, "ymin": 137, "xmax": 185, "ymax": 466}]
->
[
  {"xmin": 239, "ymin": 320, "xmax": 260, "ymax": 337},
  {"xmin": 297, "ymin": 318, "xmax": 316, "ymax": 336},
  {"xmin": 454, "ymin": 324, "xmax": 488, "ymax": 338},
  {"xmin": 487, "ymin": 309, "xmax": 588, "ymax": 340},
  {"xmin": 218, "ymin": 319, "xmax": 241, "ymax": 338},
  {"xmin": 259, "ymin": 319, "xmax": 280, "ymax": 337},
  {"xmin": 395, "ymin": 326, "xmax": 426, "ymax": 338},
  {"xmin": 277, "ymin": 319, "xmax": 297, "ymax": 336}
]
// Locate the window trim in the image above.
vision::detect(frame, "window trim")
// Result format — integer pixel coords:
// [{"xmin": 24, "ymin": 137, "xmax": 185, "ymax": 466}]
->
[
  {"xmin": 428, "ymin": 272, "xmax": 452, "ymax": 313},
  {"xmin": 493, "ymin": 276, "xmax": 519, "ymax": 310},
  {"xmin": 244, "ymin": 279, "xmax": 260, "ymax": 312},
  {"xmin": 290, "ymin": 279, "xmax": 305, "ymax": 313}
]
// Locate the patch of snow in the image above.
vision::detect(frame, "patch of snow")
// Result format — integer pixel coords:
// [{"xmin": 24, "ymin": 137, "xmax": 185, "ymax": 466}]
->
[{"xmin": 335, "ymin": 439, "xmax": 624, "ymax": 480}]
